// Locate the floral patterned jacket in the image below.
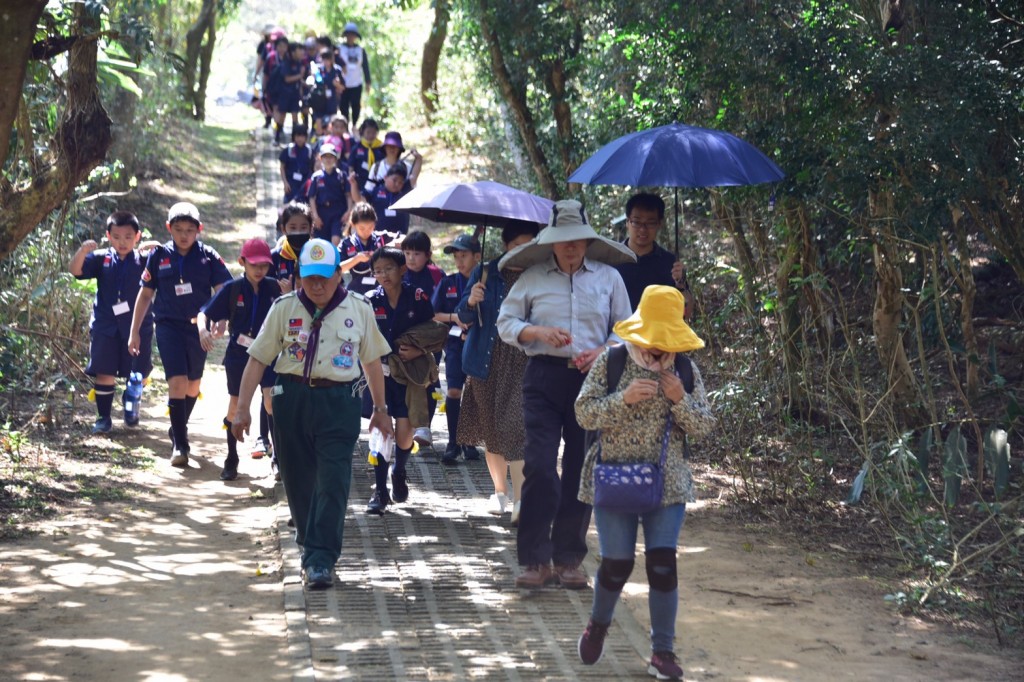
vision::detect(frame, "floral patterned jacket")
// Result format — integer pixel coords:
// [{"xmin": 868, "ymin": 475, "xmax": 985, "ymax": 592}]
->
[{"xmin": 574, "ymin": 348, "xmax": 716, "ymax": 506}]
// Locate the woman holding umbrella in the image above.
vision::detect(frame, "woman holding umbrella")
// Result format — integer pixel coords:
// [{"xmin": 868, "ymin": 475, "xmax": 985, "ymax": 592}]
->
[
  {"xmin": 496, "ymin": 200, "xmax": 634, "ymax": 590},
  {"xmin": 455, "ymin": 222, "xmax": 541, "ymax": 520}
]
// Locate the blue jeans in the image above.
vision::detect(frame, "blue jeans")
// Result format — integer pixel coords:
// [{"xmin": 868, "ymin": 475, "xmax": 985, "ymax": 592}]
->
[
  {"xmin": 594, "ymin": 503, "xmax": 687, "ymax": 559},
  {"xmin": 592, "ymin": 503, "xmax": 686, "ymax": 652}
]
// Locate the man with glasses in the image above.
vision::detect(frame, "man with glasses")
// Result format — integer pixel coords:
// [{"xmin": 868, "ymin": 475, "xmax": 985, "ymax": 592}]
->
[{"xmin": 614, "ymin": 193, "xmax": 693, "ymax": 318}]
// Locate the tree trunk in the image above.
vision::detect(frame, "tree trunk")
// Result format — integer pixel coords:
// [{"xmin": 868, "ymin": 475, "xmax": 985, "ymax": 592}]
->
[
  {"xmin": 544, "ymin": 59, "xmax": 573, "ymax": 179},
  {"xmin": 477, "ymin": 1, "xmax": 560, "ymax": 198},
  {"xmin": 420, "ymin": 0, "xmax": 449, "ymax": 121},
  {"xmin": 0, "ymin": 3, "xmax": 112, "ymax": 261},
  {"xmin": 184, "ymin": 0, "xmax": 216, "ymax": 120},
  {"xmin": 871, "ymin": 235, "xmax": 925, "ymax": 429},
  {"xmin": 195, "ymin": 15, "xmax": 217, "ymax": 122},
  {"xmin": 0, "ymin": 1, "xmax": 47, "ymax": 173}
]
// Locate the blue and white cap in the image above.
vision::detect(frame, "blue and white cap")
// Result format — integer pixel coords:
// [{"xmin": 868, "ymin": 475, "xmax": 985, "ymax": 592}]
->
[{"xmin": 299, "ymin": 239, "xmax": 340, "ymax": 278}]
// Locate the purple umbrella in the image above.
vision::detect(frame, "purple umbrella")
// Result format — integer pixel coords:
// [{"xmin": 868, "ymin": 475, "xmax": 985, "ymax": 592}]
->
[
  {"xmin": 390, "ymin": 180, "xmax": 553, "ymax": 321},
  {"xmin": 568, "ymin": 122, "xmax": 784, "ymax": 252},
  {"xmin": 389, "ymin": 180, "xmax": 553, "ymax": 235}
]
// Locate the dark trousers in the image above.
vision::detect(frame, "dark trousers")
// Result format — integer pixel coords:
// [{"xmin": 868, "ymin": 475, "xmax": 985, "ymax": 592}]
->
[
  {"xmin": 516, "ymin": 357, "xmax": 592, "ymax": 566},
  {"xmin": 339, "ymin": 85, "xmax": 363, "ymax": 128},
  {"xmin": 273, "ymin": 379, "xmax": 361, "ymax": 570}
]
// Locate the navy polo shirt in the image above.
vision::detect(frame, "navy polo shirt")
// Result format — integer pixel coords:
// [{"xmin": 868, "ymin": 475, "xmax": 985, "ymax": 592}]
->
[
  {"xmin": 307, "ymin": 166, "xmax": 349, "ymax": 217},
  {"xmin": 403, "ymin": 264, "xmax": 443, "ymax": 298},
  {"xmin": 77, "ymin": 247, "xmax": 152, "ymax": 337},
  {"xmin": 339, "ymin": 232, "xmax": 386, "ymax": 294},
  {"xmin": 431, "ymin": 271, "xmax": 469, "ymax": 317},
  {"xmin": 141, "ymin": 241, "xmax": 232, "ymax": 323},
  {"xmin": 615, "ymin": 241, "xmax": 679, "ymax": 310},
  {"xmin": 367, "ymin": 282, "xmax": 434, "ymax": 356},
  {"xmin": 279, "ymin": 143, "xmax": 312, "ymax": 187},
  {"xmin": 348, "ymin": 142, "xmax": 380, "ymax": 188},
  {"xmin": 363, "ymin": 181, "xmax": 412, "ymax": 234},
  {"xmin": 270, "ymin": 246, "xmax": 297, "ymax": 282},
  {"xmin": 200, "ymin": 275, "xmax": 282, "ymax": 361}
]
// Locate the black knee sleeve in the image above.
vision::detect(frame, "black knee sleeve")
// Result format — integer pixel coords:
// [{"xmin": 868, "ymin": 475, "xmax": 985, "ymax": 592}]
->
[
  {"xmin": 645, "ymin": 547, "xmax": 677, "ymax": 592},
  {"xmin": 597, "ymin": 557, "xmax": 635, "ymax": 593}
]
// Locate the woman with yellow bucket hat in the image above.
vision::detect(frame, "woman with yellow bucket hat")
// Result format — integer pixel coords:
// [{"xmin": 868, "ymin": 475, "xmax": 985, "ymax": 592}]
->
[{"xmin": 573, "ymin": 285, "xmax": 716, "ymax": 681}]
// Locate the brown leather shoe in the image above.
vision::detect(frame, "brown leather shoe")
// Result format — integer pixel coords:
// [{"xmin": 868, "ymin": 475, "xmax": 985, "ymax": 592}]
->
[
  {"xmin": 515, "ymin": 564, "xmax": 556, "ymax": 589},
  {"xmin": 555, "ymin": 564, "xmax": 589, "ymax": 589}
]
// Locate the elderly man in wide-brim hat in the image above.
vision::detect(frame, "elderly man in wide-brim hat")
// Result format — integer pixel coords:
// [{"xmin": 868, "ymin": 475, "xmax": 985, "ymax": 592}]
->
[{"xmin": 496, "ymin": 199, "xmax": 635, "ymax": 590}]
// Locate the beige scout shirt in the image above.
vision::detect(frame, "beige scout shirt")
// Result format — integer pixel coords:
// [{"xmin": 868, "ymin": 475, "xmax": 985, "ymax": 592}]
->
[{"xmin": 248, "ymin": 291, "xmax": 391, "ymax": 381}]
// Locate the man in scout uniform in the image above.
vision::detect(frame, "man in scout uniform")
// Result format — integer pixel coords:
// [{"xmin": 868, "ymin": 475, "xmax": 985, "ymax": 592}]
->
[{"xmin": 231, "ymin": 238, "xmax": 392, "ymax": 590}]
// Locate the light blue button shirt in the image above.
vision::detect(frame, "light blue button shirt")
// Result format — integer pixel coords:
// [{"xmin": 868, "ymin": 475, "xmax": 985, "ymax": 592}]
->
[{"xmin": 497, "ymin": 256, "xmax": 632, "ymax": 358}]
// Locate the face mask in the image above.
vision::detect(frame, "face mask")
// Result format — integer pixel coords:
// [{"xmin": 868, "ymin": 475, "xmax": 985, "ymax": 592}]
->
[{"xmin": 286, "ymin": 234, "xmax": 310, "ymax": 252}]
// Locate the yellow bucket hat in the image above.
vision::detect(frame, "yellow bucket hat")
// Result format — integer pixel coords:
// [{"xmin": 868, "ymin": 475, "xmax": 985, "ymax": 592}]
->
[{"xmin": 613, "ymin": 285, "xmax": 705, "ymax": 353}]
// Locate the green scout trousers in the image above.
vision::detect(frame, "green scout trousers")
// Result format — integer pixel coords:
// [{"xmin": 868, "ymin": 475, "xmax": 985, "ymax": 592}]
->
[{"xmin": 272, "ymin": 379, "xmax": 361, "ymax": 570}]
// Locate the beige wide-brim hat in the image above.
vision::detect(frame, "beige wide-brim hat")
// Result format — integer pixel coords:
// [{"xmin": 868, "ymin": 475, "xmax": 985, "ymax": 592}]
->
[{"xmin": 498, "ymin": 199, "xmax": 636, "ymax": 271}]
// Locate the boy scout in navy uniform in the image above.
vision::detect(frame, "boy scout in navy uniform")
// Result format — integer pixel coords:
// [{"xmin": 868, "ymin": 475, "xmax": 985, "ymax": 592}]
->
[
  {"xmin": 197, "ymin": 239, "xmax": 283, "ymax": 482},
  {"xmin": 231, "ymin": 238, "xmax": 392, "ymax": 590},
  {"xmin": 432, "ymin": 233, "xmax": 481, "ymax": 464},
  {"xmin": 69, "ymin": 210, "xmax": 156, "ymax": 433},
  {"xmin": 306, "ymin": 143, "xmax": 349, "ymax": 245},
  {"xmin": 279, "ymin": 127, "xmax": 313, "ymax": 204},
  {"xmin": 129, "ymin": 202, "xmax": 233, "ymax": 468}
]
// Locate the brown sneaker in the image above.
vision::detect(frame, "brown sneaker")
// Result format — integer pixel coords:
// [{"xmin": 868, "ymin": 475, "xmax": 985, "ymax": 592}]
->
[
  {"xmin": 515, "ymin": 564, "xmax": 556, "ymax": 589},
  {"xmin": 555, "ymin": 564, "xmax": 589, "ymax": 589}
]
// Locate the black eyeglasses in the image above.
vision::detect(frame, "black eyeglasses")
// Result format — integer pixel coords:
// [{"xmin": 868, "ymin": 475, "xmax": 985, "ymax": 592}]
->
[{"xmin": 628, "ymin": 219, "xmax": 661, "ymax": 231}]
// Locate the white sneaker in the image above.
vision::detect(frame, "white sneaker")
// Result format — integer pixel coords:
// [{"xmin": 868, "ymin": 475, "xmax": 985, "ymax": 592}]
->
[
  {"xmin": 413, "ymin": 427, "xmax": 433, "ymax": 447},
  {"xmin": 510, "ymin": 500, "xmax": 522, "ymax": 526},
  {"xmin": 488, "ymin": 492, "xmax": 508, "ymax": 515}
]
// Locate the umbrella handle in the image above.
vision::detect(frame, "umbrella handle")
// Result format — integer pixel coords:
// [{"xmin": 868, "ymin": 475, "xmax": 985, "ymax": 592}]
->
[{"xmin": 477, "ymin": 268, "xmax": 488, "ymax": 326}]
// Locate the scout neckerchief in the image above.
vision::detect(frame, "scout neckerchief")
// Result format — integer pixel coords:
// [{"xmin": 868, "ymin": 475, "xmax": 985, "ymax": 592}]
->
[
  {"xmin": 360, "ymin": 137, "xmax": 383, "ymax": 169},
  {"xmin": 297, "ymin": 286, "xmax": 348, "ymax": 381},
  {"xmin": 281, "ymin": 240, "xmax": 298, "ymax": 261}
]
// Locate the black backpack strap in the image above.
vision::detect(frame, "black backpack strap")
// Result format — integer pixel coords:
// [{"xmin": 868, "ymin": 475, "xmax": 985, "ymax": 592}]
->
[
  {"xmin": 675, "ymin": 353, "xmax": 694, "ymax": 394},
  {"xmin": 604, "ymin": 344, "xmax": 628, "ymax": 394}
]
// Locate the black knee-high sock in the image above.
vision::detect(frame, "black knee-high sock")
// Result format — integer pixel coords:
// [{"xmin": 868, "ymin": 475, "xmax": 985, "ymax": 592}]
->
[
  {"xmin": 169, "ymin": 398, "xmax": 188, "ymax": 451},
  {"xmin": 425, "ymin": 385, "xmax": 437, "ymax": 422},
  {"xmin": 184, "ymin": 395, "xmax": 198, "ymax": 421},
  {"xmin": 224, "ymin": 418, "xmax": 238, "ymax": 464},
  {"xmin": 445, "ymin": 397, "xmax": 461, "ymax": 445},
  {"xmin": 374, "ymin": 460, "xmax": 389, "ymax": 495},
  {"xmin": 94, "ymin": 383, "xmax": 115, "ymax": 419},
  {"xmin": 393, "ymin": 445, "xmax": 412, "ymax": 475},
  {"xmin": 259, "ymin": 403, "xmax": 270, "ymax": 443}
]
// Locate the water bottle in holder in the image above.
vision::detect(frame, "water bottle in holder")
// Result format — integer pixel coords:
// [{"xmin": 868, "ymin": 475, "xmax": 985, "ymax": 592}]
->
[{"xmin": 123, "ymin": 371, "xmax": 144, "ymax": 426}]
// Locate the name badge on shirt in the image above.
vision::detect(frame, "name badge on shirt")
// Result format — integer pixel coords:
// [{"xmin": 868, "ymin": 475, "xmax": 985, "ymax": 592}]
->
[
  {"xmin": 236, "ymin": 334, "xmax": 254, "ymax": 348},
  {"xmin": 385, "ymin": 209, "xmax": 396, "ymax": 217},
  {"xmin": 448, "ymin": 325, "xmax": 462, "ymax": 338},
  {"xmin": 112, "ymin": 301, "xmax": 130, "ymax": 316},
  {"xmin": 361, "ymin": 161, "xmax": 369, "ymax": 170},
  {"xmin": 364, "ymin": 180, "xmax": 375, "ymax": 192},
  {"xmin": 361, "ymin": 276, "xmax": 377, "ymax": 286},
  {"xmin": 174, "ymin": 282, "xmax": 193, "ymax": 296},
  {"xmin": 292, "ymin": 172, "xmax": 303, "ymax": 181},
  {"xmin": 381, "ymin": 363, "xmax": 390, "ymax": 377}
]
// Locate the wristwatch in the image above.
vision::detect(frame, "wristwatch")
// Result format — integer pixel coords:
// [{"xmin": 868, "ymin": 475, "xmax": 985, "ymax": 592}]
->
[{"xmin": 372, "ymin": 405, "xmax": 388, "ymax": 414}]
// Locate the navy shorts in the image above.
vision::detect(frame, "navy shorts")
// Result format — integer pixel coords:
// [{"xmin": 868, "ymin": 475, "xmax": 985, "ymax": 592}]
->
[
  {"xmin": 87, "ymin": 328, "xmax": 154, "ymax": 379},
  {"xmin": 444, "ymin": 341, "xmax": 466, "ymax": 390},
  {"xmin": 361, "ymin": 373, "xmax": 409, "ymax": 419},
  {"xmin": 155, "ymin": 320, "xmax": 206, "ymax": 381},
  {"xmin": 313, "ymin": 213, "xmax": 344, "ymax": 242},
  {"xmin": 225, "ymin": 354, "xmax": 278, "ymax": 396}
]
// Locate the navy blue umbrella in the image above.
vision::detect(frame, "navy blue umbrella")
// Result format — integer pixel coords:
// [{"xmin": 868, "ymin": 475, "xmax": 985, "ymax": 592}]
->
[{"xmin": 568, "ymin": 122, "xmax": 784, "ymax": 251}]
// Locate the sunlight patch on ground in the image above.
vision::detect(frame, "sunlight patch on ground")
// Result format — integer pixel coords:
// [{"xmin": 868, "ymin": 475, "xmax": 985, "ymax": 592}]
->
[{"xmin": 38, "ymin": 637, "xmax": 150, "ymax": 652}]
